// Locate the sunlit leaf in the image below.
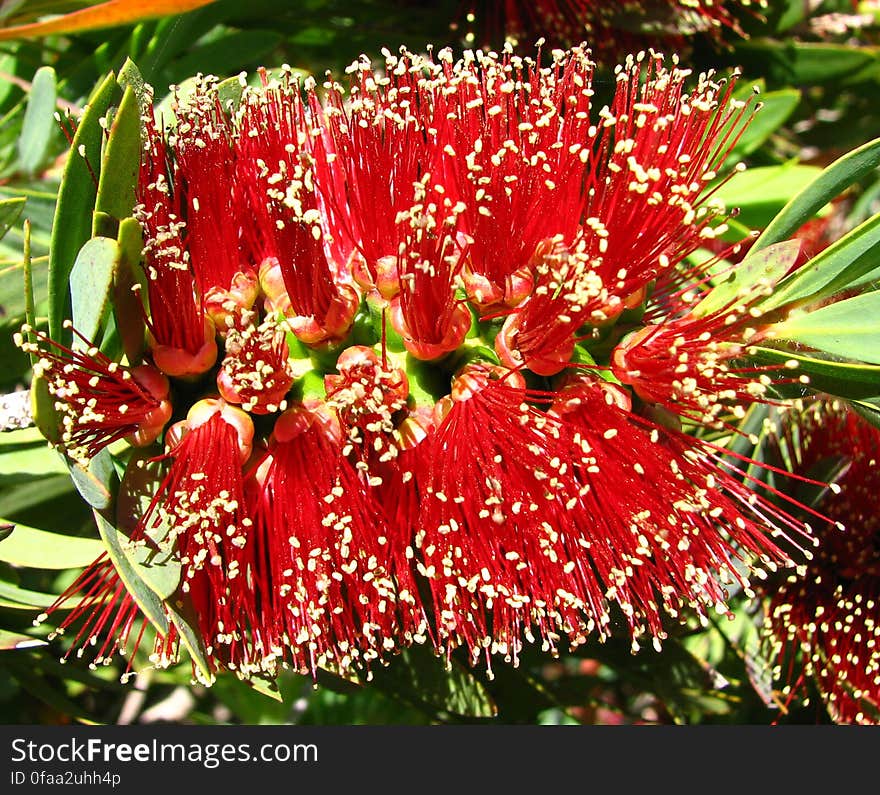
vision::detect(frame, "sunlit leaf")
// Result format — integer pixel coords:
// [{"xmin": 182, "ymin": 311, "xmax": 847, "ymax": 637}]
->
[
  {"xmin": 18, "ymin": 66, "xmax": 56, "ymax": 176},
  {"xmin": 0, "ymin": 0, "xmax": 217, "ymax": 41},
  {"xmin": 0, "ymin": 522, "xmax": 104, "ymax": 568},
  {"xmin": 47, "ymin": 71, "xmax": 117, "ymax": 343},
  {"xmin": 770, "ymin": 293, "xmax": 880, "ymax": 365},
  {"xmin": 754, "ymin": 137, "xmax": 880, "ymax": 251}
]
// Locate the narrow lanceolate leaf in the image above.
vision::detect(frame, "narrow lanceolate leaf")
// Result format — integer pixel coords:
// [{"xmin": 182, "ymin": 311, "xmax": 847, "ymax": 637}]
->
[
  {"xmin": 694, "ymin": 239, "xmax": 801, "ymax": 318},
  {"xmin": 754, "ymin": 137, "xmax": 880, "ymax": 251},
  {"xmin": 47, "ymin": 71, "xmax": 118, "ymax": 343},
  {"xmin": 769, "ymin": 293, "xmax": 880, "ymax": 365},
  {"xmin": 69, "ymin": 236, "xmax": 119, "ymax": 346},
  {"xmin": 0, "ymin": 630, "xmax": 47, "ymax": 651},
  {"xmin": 18, "ymin": 66, "xmax": 56, "ymax": 176},
  {"xmin": 0, "ymin": 523, "xmax": 105, "ymax": 569},
  {"xmin": 0, "ymin": 1, "xmax": 217, "ymax": 40},
  {"xmin": 22, "ymin": 217, "xmax": 36, "ymax": 364},
  {"xmin": 166, "ymin": 602, "xmax": 214, "ymax": 686},
  {"xmin": 94, "ymin": 85, "xmax": 142, "ymax": 227},
  {"xmin": 762, "ymin": 212, "xmax": 880, "ymax": 312},
  {"xmin": 115, "ymin": 454, "xmax": 181, "ymax": 603},
  {"xmin": 749, "ymin": 347, "xmax": 880, "ymax": 400},
  {"xmin": 113, "ymin": 216, "xmax": 146, "ymax": 362}
]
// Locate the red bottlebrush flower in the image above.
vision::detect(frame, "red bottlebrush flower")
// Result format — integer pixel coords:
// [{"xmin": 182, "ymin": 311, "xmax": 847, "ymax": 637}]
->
[
  {"xmin": 464, "ymin": 1, "xmax": 761, "ymax": 53},
  {"xmin": 217, "ymin": 315, "xmax": 295, "ymax": 414},
  {"xmin": 610, "ymin": 293, "xmax": 803, "ymax": 428},
  {"xmin": 765, "ymin": 402, "xmax": 880, "ymax": 724},
  {"xmin": 416, "ymin": 365, "xmax": 611, "ymax": 666},
  {"xmin": 34, "ymin": 45, "xmax": 824, "ymax": 693},
  {"xmin": 140, "ymin": 399, "xmax": 259, "ymax": 675},
  {"xmin": 167, "ymin": 78, "xmax": 251, "ymax": 298},
  {"xmin": 495, "ymin": 53, "xmax": 755, "ymax": 375},
  {"xmin": 17, "ymin": 324, "xmax": 172, "ymax": 463},
  {"xmin": 137, "ymin": 115, "xmax": 218, "ymax": 377},
  {"xmin": 435, "ymin": 44, "xmax": 594, "ymax": 308},
  {"xmin": 236, "ymin": 73, "xmax": 359, "ymax": 346},
  {"xmin": 246, "ymin": 406, "xmax": 425, "ymax": 675},
  {"xmin": 388, "ymin": 186, "xmax": 472, "ymax": 360},
  {"xmin": 550, "ymin": 375, "xmax": 809, "ymax": 645},
  {"xmin": 315, "ymin": 50, "xmax": 444, "ymax": 291}
]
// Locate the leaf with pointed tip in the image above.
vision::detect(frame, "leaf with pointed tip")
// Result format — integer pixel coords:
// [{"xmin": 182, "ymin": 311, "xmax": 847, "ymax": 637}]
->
[
  {"xmin": 0, "ymin": 196, "xmax": 26, "ymax": 243},
  {"xmin": 94, "ymin": 85, "xmax": 141, "ymax": 227},
  {"xmin": 770, "ymin": 293, "xmax": 880, "ymax": 365},
  {"xmin": 754, "ymin": 137, "xmax": 880, "ymax": 252},
  {"xmin": 48, "ymin": 71, "xmax": 119, "ymax": 344},
  {"xmin": 694, "ymin": 239, "xmax": 801, "ymax": 318}
]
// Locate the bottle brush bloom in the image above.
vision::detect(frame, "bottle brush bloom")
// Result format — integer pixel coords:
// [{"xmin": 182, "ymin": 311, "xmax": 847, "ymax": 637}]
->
[
  {"xmin": 25, "ymin": 43, "xmax": 821, "ymax": 688},
  {"xmin": 764, "ymin": 401, "xmax": 880, "ymax": 724}
]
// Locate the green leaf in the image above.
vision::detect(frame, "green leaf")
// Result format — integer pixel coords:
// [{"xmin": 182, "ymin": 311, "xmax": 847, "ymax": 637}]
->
[
  {"xmin": 18, "ymin": 66, "xmax": 56, "ymax": 176},
  {"xmin": 166, "ymin": 601, "xmax": 214, "ymax": 685},
  {"xmin": 735, "ymin": 41, "xmax": 877, "ymax": 85},
  {"xmin": 761, "ymin": 212, "xmax": 880, "ymax": 312},
  {"xmin": 713, "ymin": 163, "xmax": 824, "ymax": 231},
  {"xmin": 0, "ymin": 579, "xmax": 79, "ymax": 610},
  {"xmin": 0, "ymin": 522, "xmax": 104, "ymax": 569},
  {"xmin": 770, "ymin": 293, "xmax": 880, "ymax": 365},
  {"xmin": 66, "ymin": 447, "xmax": 117, "ymax": 511},
  {"xmin": 750, "ymin": 347, "xmax": 880, "ymax": 400},
  {"xmin": 94, "ymin": 85, "xmax": 141, "ymax": 226},
  {"xmin": 47, "ymin": 71, "xmax": 119, "ymax": 343},
  {"xmin": 117, "ymin": 58, "xmax": 147, "ymax": 110},
  {"xmin": 693, "ymin": 239, "xmax": 801, "ymax": 318},
  {"xmin": 370, "ymin": 646, "xmax": 496, "ymax": 719},
  {"xmin": 0, "ymin": 630, "xmax": 47, "ymax": 651},
  {"xmin": 68, "ymin": 236, "xmax": 119, "ymax": 346},
  {"xmin": 0, "ymin": 196, "xmax": 26, "ymax": 243},
  {"xmin": 729, "ymin": 89, "xmax": 800, "ymax": 163},
  {"xmin": 754, "ymin": 137, "xmax": 880, "ymax": 252},
  {"xmin": 29, "ymin": 373, "xmax": 61, "ymax": 445},
  {"xmin": 216, "ymin": 74, "xmax": 244, "ymax": 113},
  {"xmin": 92, "ymin": 509, "xmax": 170, "ymax": 636},
  {"xmin": 113, "ymin": 216, "xmax": 146, "ymax": 362}
]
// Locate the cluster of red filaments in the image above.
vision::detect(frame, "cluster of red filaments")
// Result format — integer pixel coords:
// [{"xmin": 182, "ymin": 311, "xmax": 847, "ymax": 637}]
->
[
  {"xmin": 27, "ymin": 45, "xmax": 818, "ymax": 683},
  {"xmin": 765, "ymin": 401, "xmax": 880, "ymax": 724}
]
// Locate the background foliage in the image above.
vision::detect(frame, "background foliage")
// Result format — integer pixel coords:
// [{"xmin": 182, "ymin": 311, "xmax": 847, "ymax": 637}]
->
[{"xmin": 1, "ymin": 0, "xmax": 879, "ymax": 725}]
